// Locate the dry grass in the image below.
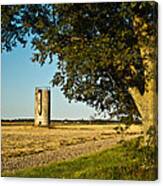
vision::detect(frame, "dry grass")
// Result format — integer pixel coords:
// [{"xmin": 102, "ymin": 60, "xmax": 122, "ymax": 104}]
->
[
  {"xmin": 1, "ymin": 122, "xmax": 143, "ymax": 173},
  {"xmin": 1, "ymin": 123, "xmax": 142, "ymax": 158}
]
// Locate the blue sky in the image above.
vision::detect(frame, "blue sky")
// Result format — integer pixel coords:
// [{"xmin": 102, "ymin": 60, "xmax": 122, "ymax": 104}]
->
[{"xmin": 1, "ymin": 44, "xmax": 95, "ymax": 120}]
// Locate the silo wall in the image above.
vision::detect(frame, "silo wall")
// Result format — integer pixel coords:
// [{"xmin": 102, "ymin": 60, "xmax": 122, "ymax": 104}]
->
[{"xmin": 34, "ymin": 88, "xmax": 50, "ymax": 127}]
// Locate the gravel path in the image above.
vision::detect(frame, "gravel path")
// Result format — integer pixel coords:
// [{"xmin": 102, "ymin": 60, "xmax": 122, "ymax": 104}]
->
[{"xmin": 2, "ymin": 134, "xmax": 140, "ymax": 173}]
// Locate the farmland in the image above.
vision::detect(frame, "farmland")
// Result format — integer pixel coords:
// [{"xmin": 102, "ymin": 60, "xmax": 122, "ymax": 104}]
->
[
  {"xmin": 1, "ymin": 121, "xmax": 143, "ymax": 176},
  {"xmin": 4, "ymin": 139, "xmax": 157, "ymax": 180}
]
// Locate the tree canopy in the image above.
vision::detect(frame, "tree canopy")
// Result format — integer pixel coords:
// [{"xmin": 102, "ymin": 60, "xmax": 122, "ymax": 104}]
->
[{"xmin": 1, "ymin": 2, "xmax": 157, "ymax": 121}]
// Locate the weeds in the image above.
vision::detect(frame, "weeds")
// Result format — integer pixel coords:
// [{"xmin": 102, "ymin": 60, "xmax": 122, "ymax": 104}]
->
[{"xmin": 2, "ymin": 137, "xmax": 157, "ymax": 180}]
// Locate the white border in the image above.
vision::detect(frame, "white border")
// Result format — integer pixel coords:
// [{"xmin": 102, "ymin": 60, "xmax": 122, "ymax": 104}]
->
[{"xmin": 0, "ymin": 0, "xmax": 162, "ymax": 186}]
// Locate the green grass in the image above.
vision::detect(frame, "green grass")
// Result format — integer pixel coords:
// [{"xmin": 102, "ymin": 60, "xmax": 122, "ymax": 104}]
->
[{"xmin": 2, "ymin": 139, "xmax": 157, "ymax": 180}]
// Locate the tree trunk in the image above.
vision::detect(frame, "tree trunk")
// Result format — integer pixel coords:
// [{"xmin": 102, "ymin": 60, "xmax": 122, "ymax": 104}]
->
[
  {"xmin": 128, "ymin": 80, "xmax": 157, "ymax": 144},
  {"xmin": 129, "ymin": 15, "xmax": 157, "ymax": 145}
]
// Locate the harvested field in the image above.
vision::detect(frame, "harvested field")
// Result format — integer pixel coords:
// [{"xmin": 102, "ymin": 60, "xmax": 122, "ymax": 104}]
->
[{"xmin": 1, "ymin": 122, "xmax": 143, "ymax": 174}]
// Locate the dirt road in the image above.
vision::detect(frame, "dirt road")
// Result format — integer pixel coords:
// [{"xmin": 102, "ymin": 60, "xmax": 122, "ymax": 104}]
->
[{"xmin": 1, "ymin": 124, "xmax": 142, "ymax": 173}]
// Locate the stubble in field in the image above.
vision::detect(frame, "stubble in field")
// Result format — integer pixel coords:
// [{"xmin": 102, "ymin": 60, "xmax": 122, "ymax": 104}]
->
[{"xmin": 1, "ymin": 123, "xmax": 143, "ymax": 173}]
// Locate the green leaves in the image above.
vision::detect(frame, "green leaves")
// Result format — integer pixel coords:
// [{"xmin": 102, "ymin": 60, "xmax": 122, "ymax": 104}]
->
[
  {"xmin": 51, "ymin": 72, "xmax": 64, "ymax": 86},
  {"xmin": 1, "ymin": 2, "xmax": 157, "ymax": 121}
]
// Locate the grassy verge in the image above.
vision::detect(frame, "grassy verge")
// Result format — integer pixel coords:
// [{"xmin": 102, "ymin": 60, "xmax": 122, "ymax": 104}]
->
[{"xmin": 2, "ymin": 139, "xmax": 157, "ymax": 180}]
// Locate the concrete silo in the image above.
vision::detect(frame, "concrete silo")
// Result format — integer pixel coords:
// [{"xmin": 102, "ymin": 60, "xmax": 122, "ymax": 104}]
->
[{"xmin": 34, "ymin": 87, "xmax": 50, "ymax": 127}]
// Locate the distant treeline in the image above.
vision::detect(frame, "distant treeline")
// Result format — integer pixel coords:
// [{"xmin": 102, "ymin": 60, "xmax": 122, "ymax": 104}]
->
[
  {"xmin": 1, "ymin": 118, "xmax": 142, "ymax": 124},
  {"xmin": 1, "ymin": 119, "xmax": 34, "ymax": 122}
]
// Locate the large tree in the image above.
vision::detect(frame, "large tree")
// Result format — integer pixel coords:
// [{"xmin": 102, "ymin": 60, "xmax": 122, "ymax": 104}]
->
[{"xmin": 1, "ymin": 2, "xmax": 157, "ymax": 131}]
